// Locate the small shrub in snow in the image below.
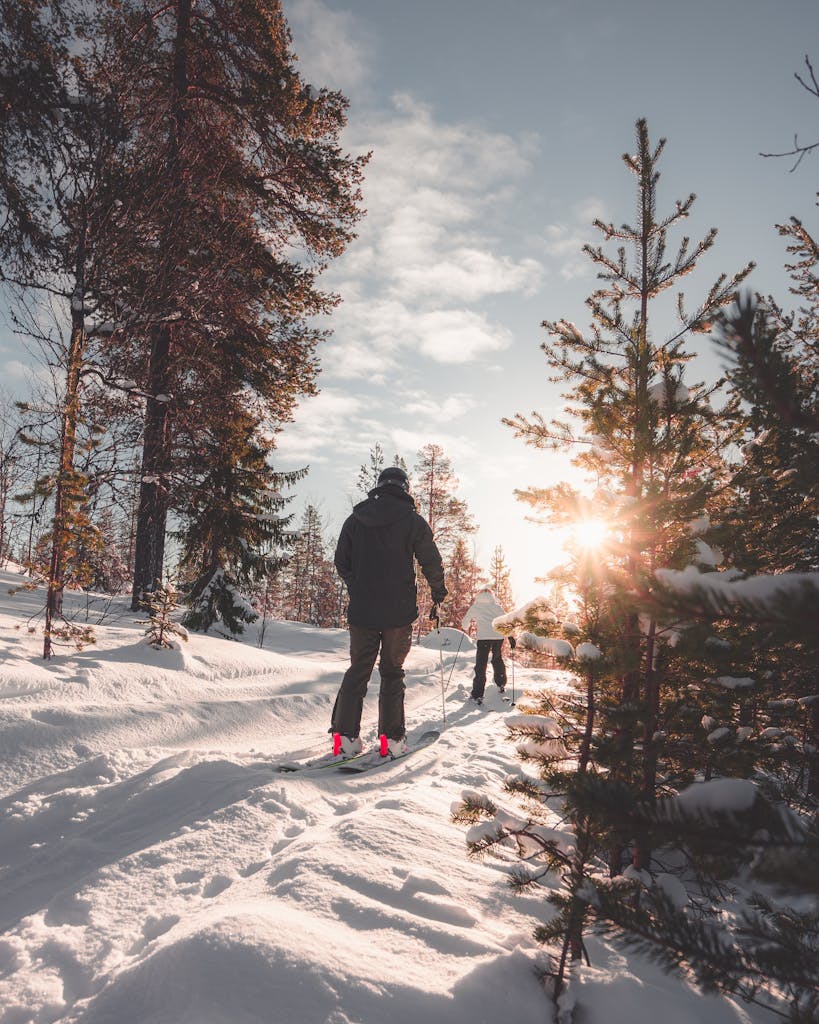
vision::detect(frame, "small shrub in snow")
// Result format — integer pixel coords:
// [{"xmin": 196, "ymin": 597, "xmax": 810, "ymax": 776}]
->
[{"xmin": 139, "ymin": 580, "xmax": 188, "ymax": 649}]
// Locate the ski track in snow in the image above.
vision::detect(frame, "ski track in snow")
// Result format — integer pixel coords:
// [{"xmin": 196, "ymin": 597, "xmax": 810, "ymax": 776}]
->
[{"xmin": 0, "ymin": 571, "xmax": 759, "ymax": 1024}]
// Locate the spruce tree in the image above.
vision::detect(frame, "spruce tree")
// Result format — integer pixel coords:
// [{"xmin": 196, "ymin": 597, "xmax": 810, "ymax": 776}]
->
[
  {"xmin": 357, "ymin": 442, "xmax": 385, "ymax": 496},
  {"xmin": 0, "ymin": 392, "xmax": 26, "ymax": 563},
  {"xmin": 277, "ymin": 504, "xmax": 335, "ymax": 626},
  {"xmin": 177, "ymin": 394, "xmax": 303, "ymax": 635},
  {"xmin": 505, "ymin": 118, "xmax": 753, "ymax": 864},
  {"xmin": 140, "ymin": 578, "xmax": 188, "ymax": 648},
  {"xmin": 492, "ymin": 119, "xmax": 755, "ymax": 998},
  {"xmin": 357, "ymin": 444, "xmax": 408, "ymax": 497}
]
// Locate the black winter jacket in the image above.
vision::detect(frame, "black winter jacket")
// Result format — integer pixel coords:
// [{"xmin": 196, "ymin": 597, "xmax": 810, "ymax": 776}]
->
[{"xmin": 334, "ymin": 483, "xmax": 446, "ymax": 629}]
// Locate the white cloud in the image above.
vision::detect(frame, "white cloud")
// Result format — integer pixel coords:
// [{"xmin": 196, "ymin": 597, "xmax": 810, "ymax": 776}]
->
[
  {"xmin": 348, "ymin": 98, "xmax": 542, "ymax": 306},
  {"xmin": 415, "ymin": 309, "xmax": 513, "ymax": 364},
  {"xmin": 400, "ymin": 391, "xmax": 476, "ymax": 422},
  {"xmin": 1, "ymin": 359, "xmax": 36, "ymax": 382},
  {"xmin": 315, "ymin": 95, "xmax": 543, "ymax": 370},
  {"xmin": 391, "ymin": 249, "xmax": 542, "ymax": 304},
  {"xmin": 390, "ymin": 427, "xmax": 474, "ymax": 465},
  {"xmin": 540, "ymin": 197, "xmax": 608, "ymax": 282},
  {"xmin": 283, "ymin": 0, "xmax": 371, "ymax": 93},
  {"xmin": 573, "ymin": 197, "xmax": 608, "ymax": 223},
  {"xmin": 275, "ymin": 389, "xmax": 367, "ymax": 464}
]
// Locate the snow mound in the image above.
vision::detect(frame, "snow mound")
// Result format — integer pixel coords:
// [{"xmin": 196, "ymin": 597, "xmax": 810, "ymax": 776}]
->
[{"xmin": 418, "ymin": 627, "xmax": 475, "ymax": 651}]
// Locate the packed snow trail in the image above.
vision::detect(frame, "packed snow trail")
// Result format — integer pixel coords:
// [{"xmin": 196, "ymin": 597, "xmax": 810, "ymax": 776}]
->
[{"xmin": 0, "ymin": 572, "xmax": 759, "ymax": 1024}]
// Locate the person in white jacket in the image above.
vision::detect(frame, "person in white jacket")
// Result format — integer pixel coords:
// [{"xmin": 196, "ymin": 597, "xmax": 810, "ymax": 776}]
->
[{"xmin": 461, "ymin": 587, "xmax": 514, "ymax": 704}]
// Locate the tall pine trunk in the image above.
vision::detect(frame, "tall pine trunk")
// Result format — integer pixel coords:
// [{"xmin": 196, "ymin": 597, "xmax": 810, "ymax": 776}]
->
[
  {"xmin": 131, "ymin": 0, "xmax": 191, "ymax": 608},
  {"xmin": 808, "ymin": 702, "xmax": 819, "ymax": 801},
  {"xmin": 131, "ymin": 323, "xmax": 172, "ymax": 608},
  {"xmin": 44, "ymin": 302, "xmax": 86, "ymax": 657}
]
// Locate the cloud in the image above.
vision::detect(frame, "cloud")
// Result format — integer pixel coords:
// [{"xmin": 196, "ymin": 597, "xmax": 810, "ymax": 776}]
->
[
  {"xmin": 540, "ymin": 197, "xmax": 608, "ymax": 281},
  {"xmin": 415, "ymin": 309, "xmax": 512, "ymax": 363},
  {"xmin": 347, "ymin": 96, "xmax": 542, "ymax": 304},
  {"xmin": 283, "ymin": 0, "xmax": 371, "ymax": 93},
  {"xmin": 400, "ymin": 391, "xmax": 477, "ymax": 422},
  {"xmin": 1, "ymin": 359, "xmax": 37, "ymax": 383},
  {"xmin": 392, "ymin": 249, "xmax": 542, "ymax": 304},
  {"xmin": 573, "ymin": 197, "xmax": 608, "ymax": 223},
  {"xmin": 275, "ymin": 389, "xmax": 368, "ymax": 464},
  {"xmin": 322, "ymin": 298, "xmax": 512, "ymax": 377},
  {"xmin": 390, "ymin": 427, "xmax": 474, "ymax": 465},
  {"xmin": 316, "ymin": 95, "xmax": 542, "ymax": 370}
]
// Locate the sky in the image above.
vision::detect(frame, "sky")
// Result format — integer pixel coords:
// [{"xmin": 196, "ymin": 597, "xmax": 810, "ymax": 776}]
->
[
  {"xmin": 270, "ymin": 0, "xmax": 819, "ymax": 599},
  {"xmin": 1, "ymin": 0, "xmax": 818, "ymax": 602}
]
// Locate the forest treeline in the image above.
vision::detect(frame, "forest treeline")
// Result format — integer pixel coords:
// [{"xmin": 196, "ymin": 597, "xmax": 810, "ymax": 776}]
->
[
  {"xmin": 0, "ymin": 0, "xmax": 367, "ymax": 655},
  {"xmin": 0, "ymin": 2, "xmax": 517, "ymax": 652}
]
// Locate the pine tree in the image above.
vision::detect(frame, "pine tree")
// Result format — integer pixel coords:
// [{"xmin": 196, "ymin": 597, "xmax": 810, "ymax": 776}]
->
[
  {"xmin": 0, "ymin": 0, "xmax": 138, "ymax": 654},
  {"xmin": 356, "ymin": 442, "xmax": 385, "ymax": 496},
  {"xmin": 412, "ymin": 443, "xmax": 476, "ymax": 635},
  {"xmin": 278, "ymin": 504, "xmax": 338, "ymax": 625},
  {"xmin": 495, "ymin": 119, "xmax": 755, "ymax": 991},
  {"xmin": 506, "ymin": 118, "xmax": 753, "ymax": 861},
  {"xmin": 443, "ymin": 537, "xmax": 482, "ymax": 628},
  {"xmin": 356, "ymin": 443, "xmax": 408, "ymax": 497},
  {"xmin": 140, "ymin": 578, "xmax": 188, "ymax": 648},
  {"xmin": 0, "ymin": 391, "xmax": 25, "ymax": 563},
  {"xmin": 110, "ymin": 0, "xmax": 367, "ymax": 610},
  {"xmin": 488, "ymin": 544, "xmax": 514, "ymax": 609}
]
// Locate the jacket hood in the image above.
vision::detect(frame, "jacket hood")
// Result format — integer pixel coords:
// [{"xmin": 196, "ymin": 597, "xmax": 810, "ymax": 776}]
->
[{"xmin": 353, "ymin": 485, "xmax": 416, "ymax": 527}]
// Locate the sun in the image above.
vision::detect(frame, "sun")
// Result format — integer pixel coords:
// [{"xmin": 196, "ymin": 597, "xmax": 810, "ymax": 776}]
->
[{"xmin": 571, "ymin": 517, "xmax": 610, "ymax": 550}]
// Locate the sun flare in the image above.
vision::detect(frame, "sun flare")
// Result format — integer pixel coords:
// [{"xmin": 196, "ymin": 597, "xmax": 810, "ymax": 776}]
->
[{"xmin": 571, "ymin": 517, "xmax": 610, "ymax": 550}]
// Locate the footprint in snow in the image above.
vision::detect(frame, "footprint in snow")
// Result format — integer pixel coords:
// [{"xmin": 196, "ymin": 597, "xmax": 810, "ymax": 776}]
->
[
  {"xmin": 141, "ymin": 914, "xmax": 180, "ymax": 942},
  {"xmin": 173, "ymin": 868, "xmax": 203, "ymax": 885},
  {"xmin": 128, "ymin": 914, "xmax": 180, "ymax": 955},
  {"xmin": 239, "ymin": 860, "xmax": 267, "ymax": 878},
  {"xmin": 202, "ymin": 874, "xmax": 233, "ymax": 899},
  {"xmin": 44, "ymin": 893, "xmax": 93, "ymax": 928}
]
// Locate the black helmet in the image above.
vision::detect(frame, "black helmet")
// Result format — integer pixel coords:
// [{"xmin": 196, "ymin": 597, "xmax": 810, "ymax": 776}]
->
[{"xmin": 377, "ymin": 466, "xmax": 410, "ymax": 492}]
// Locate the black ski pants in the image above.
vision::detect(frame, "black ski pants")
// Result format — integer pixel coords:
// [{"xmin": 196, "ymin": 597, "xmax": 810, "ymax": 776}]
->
[
  {"xmin": 331, "ymin": 623, "xmax": 413, "ymax": 741},
  {"xmin": 471, "ymin": 639, "xmax": 507, "ymax": 699}
]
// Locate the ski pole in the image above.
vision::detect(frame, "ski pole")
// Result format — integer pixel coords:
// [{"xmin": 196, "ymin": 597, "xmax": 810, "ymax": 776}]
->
[
  {"xmin": 431, "ymin": 604, "xmax": 446, "ymax": 726},
  {"xmin": 510, "ymin": 637, "xmax": 516, "ymax": 706},
  {"xmin": 446, "ymin": 630, "xmax": 465, "ymax": 690}
]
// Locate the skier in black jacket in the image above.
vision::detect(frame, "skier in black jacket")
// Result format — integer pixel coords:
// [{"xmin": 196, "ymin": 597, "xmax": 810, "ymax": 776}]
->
[{"xmin": 331, "ymin": 465, "xmax": 446, "ymax": 759}]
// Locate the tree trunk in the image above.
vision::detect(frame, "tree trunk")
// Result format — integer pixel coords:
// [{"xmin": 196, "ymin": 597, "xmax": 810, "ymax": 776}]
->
[
  {"xmin": 130, "ymin": 0, "xmax": 191, "ymax": 608},
  {"xmin": 44, "ymin": 309, "xmax": 86, "ymax": 657},
  {"xmin": 131, "ymin": 323, "xmax": 172, "ymax": 609},
  {"xmin": 634, "ymin": 619, "xmax": 659, "ymax": 870},
  {"xmin": 578, "ymin": 668, "xmax": 596, "ymax": 775},
  {"xmin": 807, "ymin": 701, "xmax": 819, "ymax": 801}
]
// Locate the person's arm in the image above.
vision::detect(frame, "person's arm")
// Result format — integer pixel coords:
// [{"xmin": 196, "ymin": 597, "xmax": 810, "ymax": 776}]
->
[
  {"xmin": 334, "ymin": 518, "xmax": 354, "ymax": 586},
  {"xmin": 414, "ymin": 517, "xmax": 446, "ymax": 603},
  {"xmin": 461, "ymin": 603, "xmax": 475, "ymax": 631}
]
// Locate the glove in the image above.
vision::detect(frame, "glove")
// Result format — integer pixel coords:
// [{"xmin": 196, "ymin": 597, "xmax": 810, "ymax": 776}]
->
[
  {"xmin": 429, "ymin": 604, "xmax": 440, "ymax": 623},
  {"xmin": 509, "ymin": 636, "xmax": 517, "ymax": 650}
]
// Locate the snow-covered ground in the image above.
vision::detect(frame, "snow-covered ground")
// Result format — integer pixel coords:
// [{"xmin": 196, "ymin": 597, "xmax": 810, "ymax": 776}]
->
[{"xmin": 0, "ymin": 569, "xmax": 761, "ymax": 1024}]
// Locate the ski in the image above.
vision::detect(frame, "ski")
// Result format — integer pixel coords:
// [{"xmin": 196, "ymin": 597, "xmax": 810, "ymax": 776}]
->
[
  {"xmin": 276, "ymin": 747, "xmax": 369, "ymax": 773},
  {"xmin": 335, "ymin": 730, "xmax": 440, "ymax": 774}
]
